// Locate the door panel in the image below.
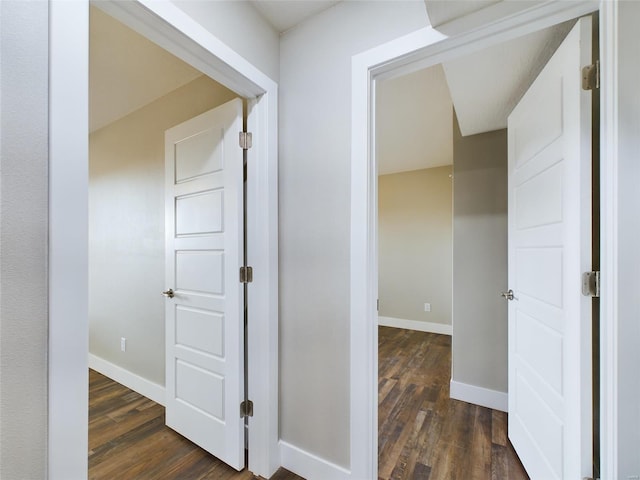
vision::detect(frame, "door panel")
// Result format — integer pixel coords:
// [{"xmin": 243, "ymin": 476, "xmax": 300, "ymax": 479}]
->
[
  {"xmin": 164, "ymin": 98, "xmax": 244, "ymax": 471},
  {"xmin": 175, "ymin": 191, "xmax": 224, "ymax": 235},
  {"xmin": 175, "ymin": 127, "xmax": 224, "ymax": 181},
  {"xmin": 175, "ymin": 251, "xmax": 224, "ymax": 294},
  {"xmin": 175, "ymin": 307, "xmax": 225, "ymax": 357},
  {"xmin": 507, "ymin": 17, "xmax": 592, "ymax": 479}
]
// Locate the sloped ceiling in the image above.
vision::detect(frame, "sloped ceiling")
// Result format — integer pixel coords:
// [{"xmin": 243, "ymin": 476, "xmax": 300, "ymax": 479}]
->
[
  {"xmin": 377, "ymin": 20, "xmax": 572, "ymax": 175},
  {"xmin": 89, "ymin": 7, "xmax": 202, "ymax": 132},
  {"xmin": 89, "ymin": 2, "xmax": 345, "ymax": 132},
  {"xmin": 377, "ymin": 65, "xmax": 453, "ymax": 175},
  {"xmin": 443, "ymin": 19, "xmax": 574, "ymax": 136}
]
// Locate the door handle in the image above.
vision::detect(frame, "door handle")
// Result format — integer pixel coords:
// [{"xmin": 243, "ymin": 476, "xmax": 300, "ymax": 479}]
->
[
  {"xmin": 161, "ymin": 289, "xmax": 175, "ymax": 298},
  {"xmin": 500, "ymin": 289, "xmax": 514, "ymax": 301}
]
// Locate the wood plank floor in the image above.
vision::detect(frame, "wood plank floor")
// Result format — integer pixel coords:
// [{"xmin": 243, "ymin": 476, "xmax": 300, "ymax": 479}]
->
[
  {"xmin": 378, "ymin": 326, "xmax": 529, "ymax": 480},
  {"xmin": 88, "ymin": 369, "xmax": 303, "ymax": 480},
  {"xmin": 90, "ymin": 328, "xmax": 528, "ymax": 480}
]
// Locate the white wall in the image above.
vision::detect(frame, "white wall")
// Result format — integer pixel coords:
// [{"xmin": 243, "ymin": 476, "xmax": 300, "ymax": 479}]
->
[
  {"xmin": 279, "ymin": 1, "xmax": 428, "ymax": 468},
  {"xmin": 89, "ymin": 76, "xmax": 236, "ymax": 387},
  {"xmin": 378, "ymin": 167, "xmax": 453, "ymax": 327},
  {"xmin": 615, "ymin": 1, "xmax": 640, "ymax": 476},
  {"xmin": 171, "ymin": 0, "xmax": 280, "ymax": 82},
  {"xmin": 452, "ymin": 119, "xmax": 508, "ymax": 395},
  {"xmin": 0, "ymin": 1, "xmax": 49, "ymax": 478}
]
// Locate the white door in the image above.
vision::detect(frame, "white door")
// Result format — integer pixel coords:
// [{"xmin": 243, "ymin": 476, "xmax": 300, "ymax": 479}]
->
[
  {"xmin": 507, "ymin": 17, "xmax": 593, "ymax": 479},
  {"xmin": 164, "ymin": 98, "xmax": 245, "ymax": 470}
]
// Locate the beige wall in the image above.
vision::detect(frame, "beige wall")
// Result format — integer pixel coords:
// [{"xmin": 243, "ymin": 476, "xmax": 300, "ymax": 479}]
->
[
  {"xmin": 378, "ymin": 167, "xmax": 453, "ymax": 326},
  {"xmin": 89, "ymin": 75, "xmax": 236, "ymax": 386},
  {"xmin": 451, "ymin": 116, "xmax": 508, "ymax": 393}
]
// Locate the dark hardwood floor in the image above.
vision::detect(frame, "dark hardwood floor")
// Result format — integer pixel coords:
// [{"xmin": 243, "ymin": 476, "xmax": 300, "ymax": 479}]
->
[
  {"xmin": 378, "ymin": 326, "xmax": 529, "ymax": 480},
  {"xmin": 88, "ymin": 369, "xmax": 303, "ymax": 480},
  {"xmin": 90, "ymin": 328, "xmax": 527, "ymax": 480}
]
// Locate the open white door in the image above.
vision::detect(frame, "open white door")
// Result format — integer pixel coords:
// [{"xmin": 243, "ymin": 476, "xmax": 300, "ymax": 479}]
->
[
  {"xmin": 164, "ymin": 98, "xmax": 245, "ymax": 470},
  {"xmin": 507, "ymin": 17, "xmax": 593, "ymax": 479}
]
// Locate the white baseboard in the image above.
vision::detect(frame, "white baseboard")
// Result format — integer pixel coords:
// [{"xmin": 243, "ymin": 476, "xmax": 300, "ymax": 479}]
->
[
  {"xmin": 450, "ymin": 380, "xmax": 507, "ymax": 412},
  {"xmin": 280, "ymin": 441, "xmax": 351, "ymax": 480},
  {"xmin": 89, "ymin": 353, "xmax": 166, "ymax": 406},
  {"xmin": 378, "ymin": 316, "xmax": 452, "ymax": 335}
]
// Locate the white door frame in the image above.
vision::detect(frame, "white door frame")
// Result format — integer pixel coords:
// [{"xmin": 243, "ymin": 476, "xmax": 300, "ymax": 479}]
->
[
  {"xmin": 350, "ymin": 1, "xmax": 620, "ymax": 479},
  {"xmin": 48, "ymin": 1, "xmax": 279, "ymax": 478}
]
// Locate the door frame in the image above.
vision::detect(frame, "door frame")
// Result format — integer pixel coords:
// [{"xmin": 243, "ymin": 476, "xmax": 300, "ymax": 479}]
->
[
  {"xmin": 48, "ymin": 1, "xmax": 279, "ymax": 478},
  {"xmin": 350, "ymin": 1, "xmax": 619, "ymax": 479}
]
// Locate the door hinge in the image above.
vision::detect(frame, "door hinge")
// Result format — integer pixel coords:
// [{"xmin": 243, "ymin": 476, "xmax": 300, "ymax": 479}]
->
[
  {"xmin": 582, "ymin": 271, "xmax": 600, "ymax": 297},
  {"xmin": 240, "ymin": 400, "xmax": 253, "ymax": 418},
  {"xmin": 582, "ymin": 61, "xmax": 599, "ymax": 90},
  {"xmin": 239, "ymin": 266, "xmax": 253, "ymax": 284},
  {"xmin": 377, "ymin": 299, "xmax": 379, "ymax": 312},
  {"xmin": 239, "ymin": 131, "xmax": 252, "ymax": 150}
]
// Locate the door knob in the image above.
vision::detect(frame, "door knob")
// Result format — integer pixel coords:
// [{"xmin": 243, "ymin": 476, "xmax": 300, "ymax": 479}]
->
[
  {"xmin": 500, "ymin": 289, "xmax": 514, "ymax": 301},
  {"xmin": 161, "ymin": 289, "xmax": 175, "ymax": 298}
]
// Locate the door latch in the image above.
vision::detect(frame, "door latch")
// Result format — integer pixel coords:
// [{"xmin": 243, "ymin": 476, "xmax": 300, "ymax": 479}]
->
[{"xmin": 500, "ymin": 289, "xmax": 514, "ymax": 301}]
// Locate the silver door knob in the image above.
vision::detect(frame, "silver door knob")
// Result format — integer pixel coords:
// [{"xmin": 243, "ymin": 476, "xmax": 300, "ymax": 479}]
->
[
  {"xmin": 161, "ymin": 289, "xmax": 175, "ymax": 298},
  {"xmin": 500, "ymin": 289, "xmax": 514, "ymax": 301}
]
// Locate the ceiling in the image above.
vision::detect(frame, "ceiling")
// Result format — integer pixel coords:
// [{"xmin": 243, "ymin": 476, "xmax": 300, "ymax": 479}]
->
[
  {"xmin": 89, "ymin": 7, "xmax": 202, "ymax": 132},
  {"xmin": 89, "ymin": 2, "xmax": 344, "ymax": 131},
  {"xmin": 250, "ymin": 0, "xmax": 342, "ymax": 33},
  {"xmin": 442, "ymin": 20, "xmax": 574, "ymax": 137},
  {"xmin": 376, "ymin": 19, "xmax": 573, "ymax": 175},
  {"xmin": 376, "ymin": 65, "xmax": 453, "ymax": 176}
]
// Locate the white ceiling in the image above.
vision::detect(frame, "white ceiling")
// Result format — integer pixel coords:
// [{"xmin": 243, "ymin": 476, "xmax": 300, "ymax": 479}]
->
[
  {"xmin": 89, "ymin": 7, "xmax": 202, "ymax": 132},
  {"xmin": 376, "ymin": 65, "xmax": 453, "ymax": 176},
  {"xmin": 250, "ymin": 0, "xmax": 342, "ymax": 33},
  {"xmin": 443, "ymin": 20, "xmax": 574, "ymax": 136}
]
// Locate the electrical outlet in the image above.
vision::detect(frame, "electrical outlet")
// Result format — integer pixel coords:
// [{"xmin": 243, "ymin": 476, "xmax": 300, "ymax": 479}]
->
[
  {"xmin": 424, "ymin": 303, "xmax": 431, "ymax": 312},
  {"xmin": 120, "ymin": 337, "xmax": 127, "ymax": 352}
]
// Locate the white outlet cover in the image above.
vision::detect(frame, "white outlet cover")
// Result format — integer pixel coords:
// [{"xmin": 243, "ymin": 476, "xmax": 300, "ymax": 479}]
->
[{"xmin": 424, "ymin": 303, "xmax": 431, "ymax": 312}]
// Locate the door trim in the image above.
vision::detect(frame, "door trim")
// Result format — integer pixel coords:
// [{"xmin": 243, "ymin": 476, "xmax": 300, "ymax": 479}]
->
[
  {"xmin": 350, "ymin": 1, "xmax": 621, "ymax": 479},
  {"xmin": 48, "ymin": 1, "xmax": 279, "ymax": 478}
]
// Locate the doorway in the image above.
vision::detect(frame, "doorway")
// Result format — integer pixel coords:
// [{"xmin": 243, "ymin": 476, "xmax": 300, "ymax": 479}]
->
[
  {"xmin": 352, "ymin": 6, "xmax": 600, "ymax": 476},
  {"xmin": 88, "ymin": 5, "xmax": 240, "ymax": 404},
  {"xmin": 88, "ymin": 5, "xmax": 251, "ymax": 475},
  {"xmin": 48, "ymin": 1, "xmax": 279, "ymax": 478},
  {"xmin": 88, "ymin": 7, "xmax": 247, "ymax": 472}
]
